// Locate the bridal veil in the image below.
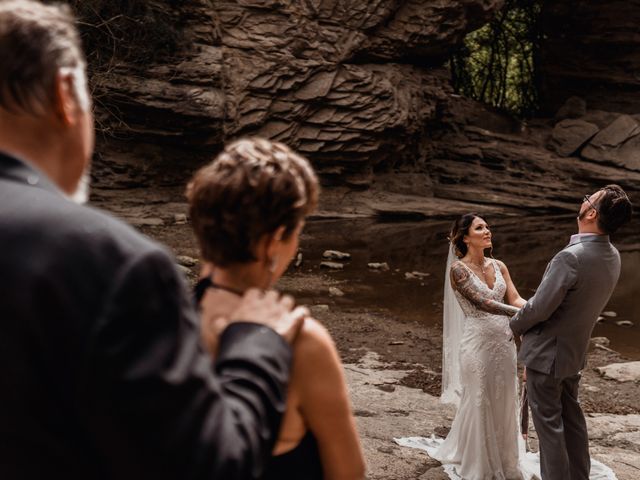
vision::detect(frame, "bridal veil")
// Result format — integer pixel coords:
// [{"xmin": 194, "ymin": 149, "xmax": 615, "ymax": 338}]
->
[{"xmin": 441, "ymin": 243, "xmax": 465, "ymax": 407}]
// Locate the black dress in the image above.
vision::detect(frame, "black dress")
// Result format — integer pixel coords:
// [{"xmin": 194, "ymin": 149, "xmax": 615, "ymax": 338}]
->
[{"xmin": 261, "ymin": 431, "xmax": 323, "ymax": 480}]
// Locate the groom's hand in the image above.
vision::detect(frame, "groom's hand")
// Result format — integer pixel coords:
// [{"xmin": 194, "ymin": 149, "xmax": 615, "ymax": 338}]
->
[{"xmin": 229, "ymin": 288, "xmax": 308, "ymax": 344}]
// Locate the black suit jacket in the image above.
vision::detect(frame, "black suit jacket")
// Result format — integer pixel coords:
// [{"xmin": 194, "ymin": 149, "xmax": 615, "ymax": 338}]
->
[{"xmin": 0, "ymin": 151, "xmax": 292, "ymax": 479}]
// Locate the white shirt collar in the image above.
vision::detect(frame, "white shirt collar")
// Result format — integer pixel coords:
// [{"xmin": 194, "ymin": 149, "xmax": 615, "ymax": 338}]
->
[{"xmin": 570, "ymin": 232, "xmax": 601, "ymax": 244}]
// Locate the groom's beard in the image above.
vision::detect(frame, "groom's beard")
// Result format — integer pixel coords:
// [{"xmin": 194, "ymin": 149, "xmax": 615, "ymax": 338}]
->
[
  {"xmin": 69, "ymin": 169, "xmax": 91, "ymax": 205},
  {"xmin": 577, "ymin": 207, "xmax": 589, "ymax": 222}
]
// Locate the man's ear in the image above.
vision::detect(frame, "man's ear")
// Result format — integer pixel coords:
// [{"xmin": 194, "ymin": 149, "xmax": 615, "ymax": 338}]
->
[{"xmin": 53, "ymin": 71, "xmax": 79, "ymax": 126}]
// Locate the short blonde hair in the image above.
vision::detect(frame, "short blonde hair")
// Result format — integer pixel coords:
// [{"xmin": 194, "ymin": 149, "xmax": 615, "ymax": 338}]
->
[
  {"xmin": 0, "ymin": 0, "xmax": 85, "ymax": 115},
  {"xmin": 187, "ymin": 138, "xmax": 320, "ymax": 266}
]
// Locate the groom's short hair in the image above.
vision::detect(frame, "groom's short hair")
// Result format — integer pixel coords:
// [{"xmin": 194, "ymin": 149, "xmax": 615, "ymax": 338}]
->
[{"xmin": 596, "ymin": 184, "xmax": 632, "ymax": 234}]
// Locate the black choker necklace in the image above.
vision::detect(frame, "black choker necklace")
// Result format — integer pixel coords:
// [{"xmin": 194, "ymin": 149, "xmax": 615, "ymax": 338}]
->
[{"xmin": 194, "ymin": 276, "xmax": 244, "ymax": 303}]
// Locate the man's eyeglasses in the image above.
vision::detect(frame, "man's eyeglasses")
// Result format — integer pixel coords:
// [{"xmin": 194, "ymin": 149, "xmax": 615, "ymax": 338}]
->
[{"xmin": 583, "ymin": 194, "xmax": 598, "ymax": 212}]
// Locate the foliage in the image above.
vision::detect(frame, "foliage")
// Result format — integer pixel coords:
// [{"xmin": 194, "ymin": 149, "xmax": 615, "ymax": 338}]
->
[
  {"xmin": 450, "ymin": 0, "xmax": 543, "ymax": 117},
  {"xmin": 63, "ymin": 0, "xmax": 182, "ymax": 68},
  {"xmin": 50, "ymin": 1, "xmax": 185, "ymax": 137}
]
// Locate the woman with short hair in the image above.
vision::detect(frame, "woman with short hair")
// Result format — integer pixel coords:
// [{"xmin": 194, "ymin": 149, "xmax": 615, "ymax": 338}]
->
[{"xmin": 187, "ymin": 137, "xmax": 366, "ymax": 480}]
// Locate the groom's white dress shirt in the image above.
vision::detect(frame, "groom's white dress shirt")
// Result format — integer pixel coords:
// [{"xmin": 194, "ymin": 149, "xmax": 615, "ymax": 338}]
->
[{"xmin": 569, "ymin": 232, "xmax": 602, "ymax": 244}]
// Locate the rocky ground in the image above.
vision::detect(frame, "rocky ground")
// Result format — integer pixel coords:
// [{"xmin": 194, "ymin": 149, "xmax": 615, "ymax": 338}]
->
[
  {"xmin": 96, "ymin": 187, "xmax": 640, "ymax": 480},
  {"xmin": 317, "ymin": 309, "xmax": 640, "ymax": 479},
  {"xmin": 285, "ymin": 277, "xmax": 640, "ymax": 479}
]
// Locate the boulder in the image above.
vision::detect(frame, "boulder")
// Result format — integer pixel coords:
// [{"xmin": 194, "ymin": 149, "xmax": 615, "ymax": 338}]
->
[
  {"xmin": 323, "ymin": 250, "xmax": 352, "ymax": 261},
  {"xmin": 582, "ymin": 134, "xmax": 640, "ymax": 171},
  {"xmin": 368, "ymin": 262, "xmax": 390, "ymax": 271},
  {"xmin": 589, "ymin": 115, "xmax": 640, "ymax": 148},
  {"xmin": 582, "ymin": 384, "xmax": 601, "ymax": 393},
  {"xmin": 590, "ymin": 337, "xmax": 611, "ymax": 348},
  {"xmin": 548, "ymin": 119, "xmax": 599, "ymax": 157},
  {"xmin": 129, "ymin": 217, "xmax": 164, "ymax": 227},
  {"xmin": 310, "ymin": 304, "xmax": 330, "ymax": 315},
  {"xmin": 174, "ymin": 213, "xmax": 188, "ymax": 225},
  {"xmin": 554, "ymin": 96, "xmax": 587, "ymax": 121},
  {"xmin": 596, "ymin": 362, "xmax": 640, "ymax": 383},
  {"xmin": 329, "ymin": 287, "xmax": 345, "ymax": 297},
  {"xmin": 176, "ymin": 255, "xmax": 198, "ymax": 267},
  {"xmin": 615, "ymin": 320, "xmax": 634, "ymax": 328},
  {"xmin": 320, "ymin": 261, "xmax": 344, "ymax": 270},
  {"xmin": 582, "ymin": 110, "xmax": 621, "ymax": 129},
  {"xmin": 405, "ymin": 271, "xmax": 431, "ymax": 280},
  {"xmin": 581, "ymin": 115, "xmax": 640, "ymax": 170},
  {"xmin": 176, "ymin": 264, "xmax": 191, "ymax": 276}
]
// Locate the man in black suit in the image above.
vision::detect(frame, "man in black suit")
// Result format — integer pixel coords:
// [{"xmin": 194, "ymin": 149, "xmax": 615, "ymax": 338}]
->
[{"xmin": 0, "ymin": 2, "xmax": 306, "ymax": 478}]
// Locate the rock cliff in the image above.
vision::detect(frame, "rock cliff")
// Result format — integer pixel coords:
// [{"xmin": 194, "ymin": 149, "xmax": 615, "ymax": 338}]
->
[
  {"xmin": 539, "ymin": 1, "xmax": 640, "ymax": 115},
  {"xmin": 81, "ymin": 0, "xmax": 640, "ymax": 214}
]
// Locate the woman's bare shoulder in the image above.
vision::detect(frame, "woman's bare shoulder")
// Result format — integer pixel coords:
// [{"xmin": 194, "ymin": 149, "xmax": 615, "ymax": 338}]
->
[
  {"xmin": 294, "ymin": 317, "xmax": 335, "ymax": 356},
  {"xmin": 289, "ymin": 316, "xmax": 345, "ymax": 398}
]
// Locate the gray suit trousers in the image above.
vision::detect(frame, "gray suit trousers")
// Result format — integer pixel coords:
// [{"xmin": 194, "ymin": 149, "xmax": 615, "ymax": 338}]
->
[{"xmin": 527, "ymin": 369, "xmax": 590, "ymax": 480}]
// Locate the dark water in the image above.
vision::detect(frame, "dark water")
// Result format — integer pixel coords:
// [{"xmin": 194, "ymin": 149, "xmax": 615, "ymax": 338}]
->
[{"xmin": 298, "ymin": 215, "xmax": 640, "ymax": 360}]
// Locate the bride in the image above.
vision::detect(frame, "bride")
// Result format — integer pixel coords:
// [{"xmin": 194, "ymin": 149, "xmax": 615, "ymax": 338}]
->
[
  {"xmin": 396, "ymin": 213, "xmax": 618, "ymax": 480},
  {"xmin": 437, "ymin": 213, "xmax": 528, "ymax": 479}
]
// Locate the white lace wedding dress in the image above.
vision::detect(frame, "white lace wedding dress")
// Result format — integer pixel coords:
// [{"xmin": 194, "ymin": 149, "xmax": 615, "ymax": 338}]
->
[{"xmin": 395, "ymin": 253, "xmax": 617, "ymax": 480}]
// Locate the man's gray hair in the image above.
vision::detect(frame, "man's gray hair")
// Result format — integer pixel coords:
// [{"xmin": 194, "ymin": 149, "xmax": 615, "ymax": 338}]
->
[{"xmin": 0, "ymin": 0, "xmax": 85, "ymax": 115}]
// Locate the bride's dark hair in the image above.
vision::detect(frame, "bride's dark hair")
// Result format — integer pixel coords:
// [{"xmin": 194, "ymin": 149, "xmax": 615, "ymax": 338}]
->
[{"xmin": 449, "ymin": 213, "xmax": 483, "ymax": 258}]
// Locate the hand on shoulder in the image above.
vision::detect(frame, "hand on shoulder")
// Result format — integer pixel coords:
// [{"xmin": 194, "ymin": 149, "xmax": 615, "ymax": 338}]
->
[{"xmin": 229, "ymin": 289, "xmax": 309, "ymax": 344}]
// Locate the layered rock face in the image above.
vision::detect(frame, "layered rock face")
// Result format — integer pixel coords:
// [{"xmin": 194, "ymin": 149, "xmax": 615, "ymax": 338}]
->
[
  {"xmin": 84, "ymin": 0, "xmax": 640, "ymax": 214},
  {"xmin": 539, "ymin": 1, "xmax": 640, "ymax": 115},
  {"xmin": 91, "ymin": 0, "xmax": 503, "ymax": 188},
  {"xmin": 422, "ymin": 96, "xmax": 640, "ymax": 214}
]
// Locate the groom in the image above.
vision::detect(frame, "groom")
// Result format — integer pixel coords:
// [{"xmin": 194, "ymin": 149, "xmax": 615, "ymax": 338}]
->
[{"xmin": 510, "ymin": 185, "xmax": 632, "ymax": 480}]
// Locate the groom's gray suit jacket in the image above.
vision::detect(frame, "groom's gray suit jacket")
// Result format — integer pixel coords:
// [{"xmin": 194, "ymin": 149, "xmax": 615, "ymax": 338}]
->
[{"xmin": 510, "ymin": 235, "xmax": 621, "ymax": 379}]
